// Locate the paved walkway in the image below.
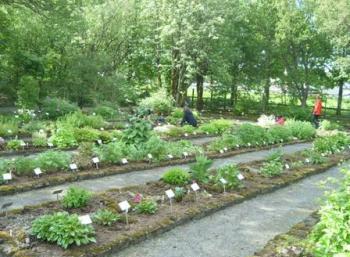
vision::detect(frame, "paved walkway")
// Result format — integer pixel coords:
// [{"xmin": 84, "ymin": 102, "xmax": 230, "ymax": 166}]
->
[{"xmin": 0, "ymin": 143, "xmax": 311, "ymax": 211}]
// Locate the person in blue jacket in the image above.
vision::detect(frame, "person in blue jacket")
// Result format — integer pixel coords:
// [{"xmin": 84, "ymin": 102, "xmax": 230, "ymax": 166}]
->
[{"xmin": 180, "ymin": 105, "xmax": 197, "ymax": 127}]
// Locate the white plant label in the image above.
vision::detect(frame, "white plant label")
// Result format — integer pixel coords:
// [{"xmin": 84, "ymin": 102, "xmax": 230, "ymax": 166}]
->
[
  {"xmin": 206, "ymin": 132, "xmax": 209, "ymax": 135},
  {"xmin": 224, "ymin": 147, "xmax": 228, "ymax": 152},
  {"xmin": 220, "ymin": 178, "xmax": 227, "ymax": 184},
  {"xmin": 237, "ymin": 173, "xmax": 245, "ymax": 180},
  {"xmin": 78, "ymin": 215, "xmax": 92, "ymax": 225},
  {"xmin": 285, "ymin": 164, "xmax": 290, "ymax": 169},
  {"xmin": 70, "ymin": 163, "xmax": 78, "ymax": 170},
  {"xmin": 193, "ymin": 132, "xmax": 197, "ymax": 135},
  {"xmin": 165, "ymin": 189, "xmax": 175, "ymax": 199},
  {"xmin": 219, "ymin": 149, "xmax": 224, "ymax": 154},
  {"xmin": 147, "ymin": 154, "xmax": 153, "ymax": 159},
  {"xmin": 100, "ymin": 127, "xmax": 104, "ymax": 131},
  {"xmin": 184, "ymin": 133, "xmax": 189, "ymax": 137},
  {"xmin": 3, "ymin": 173, "xmax": 12, "ymax": 181},
  {"xmin": 191, "ymin": 183, "xmax": 200, "ymax": 192},
  {"xmin": 247, "ymin": 143, "xmax": 251, "ymax": 147},
  {"xmin": 236, "ymin": 144, "xmax": 240, "ymax": 148},
  {"xmin": 183, "ymin": 152, "xmax": 188, "ymax": 158},
  {"xmin": 305, "ymin": 158, "xmax": 310, "ymax": 163},
  {"xmin": 47, "ymin": 142, "xmax": 54, "ymax": 147},
  {"xmin": 92, "ymin": 157, "xmax": 100, "ymax": 164},
  {"xmin": 121, "ymin": 158, "xmax": 128, "ymax": 164},
  {"xmin": 167, "ymin": 154, "xmax": 173, "ymax": 159},
  {"xmin": 119, "ymin": 200, "xmax": 131, "ymax": 212},
  {"xmin": 34, "ymin": 168, "xmax": 42, "ymax": 175},
  {"xmin": 20, "ymin": 141, "xmax": 26, "ymax": 147},
  {"xmin": 97, "ymin": 139, "xmax": 102, "ymax": 145}
]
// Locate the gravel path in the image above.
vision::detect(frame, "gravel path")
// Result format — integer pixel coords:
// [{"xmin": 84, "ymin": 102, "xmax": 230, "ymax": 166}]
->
[
  {"xmin": 0, "ymin": 143, "xmax": 311, "ymax": 211},
  {"xmin": 109, "ymin": 161, "xmax": 344, "ymax": 257}
]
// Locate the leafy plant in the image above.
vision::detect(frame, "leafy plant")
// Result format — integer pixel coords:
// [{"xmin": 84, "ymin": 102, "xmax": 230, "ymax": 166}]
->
[
  {"xmin": 41, "ymin": 97, "xmax": 78, "ymax": 120},
  {"xmin": 162, "ymin": 168, "xmax": 190, "ymax": 186},
  {"xmin": 36, "ymin": 151, "xmax": 71, "ymax": 173},
  {"xmin": 31, "ymin": 212, "xmax": 96, "ymax": 249},
  {"xmin": 302, "ymin": 150, "xmax": 326, "ymax": 164},
  {"xmin": 93, "ymin": 105, "xmax": 118, "ymax": 119},
  {"xmin": 208, "ymin": 132, "xmax": 240, "ymax": 152},
  {"xmin": 51, "ymin": 126, "xmax": 78, "ymax": 148},
  {"xmin": 94, "ymin": 141, "xmax": 125, "ymax": 164},
  {"xmin": 62, "ymin": 187, "xmax": 91, "ymax": 209},
  {"xmin": 235, "ymin": 123, "xmax": 267, "ymax": 145},
  {"xmin": 320, "ymin": 120, "xmax": 341, "ymax": 131},
  {"xmin": 32, "ymin": 131, "xmax": 48, "ymax": 147},
  {"xmin": 285, "ymin": 120, "xmax": 316, "ymax": 140},
  {"xmin": 267, "ymin": 125, "xmax": 292, "ymax": 143},
  {"xmin": 93, "ymin": 209, "xmax": 121, "ymax": 226},
  {"xmin": 122, "ymin": 117, "xmax": 152, "ymax": 145},
  {"xmin": 60, "ymin": 111, "xmax": 105, "ymax": 129},
  {"xmin": 313, "ymin": 134, "xmax": 350, "ymax": 154},
  {"xmin": 13, "ymin": 157, "xmax": 37, "ymax": 176},
  {"xmin": 0, "ymin": 116, "xmax": 19, "ymax": 137},
  {"xmin": 142, "ymin": 136, "xmax": 168, "ymax": 160},
  {"xmin": 73, "ymin": 127, "xmax": 100, "ymax": 143},
  {"xmin": 260, "ymin": 159, "xmax": 283, "ymax": 177},
  {"xmin": 214, "ymin": 164, "xmax": 241, "ymax": 189},
  {"xmin": 190, "ymin": 155, "xmax": 213, "ymax": 183},
  {"xmin": 198, "ymin": 119, "xmax": 232, "ymax": 134},
  {"xmin": 174, "ymin": 187, "xmax": 186, "ymax": 202},
  {"xmin": 6, "ymin": 139, "xmax": 23, "ymax": 151},
  {"xmin": 266, "ymin": 149, "xmax": 283, "ymax": 162},
  {"xmin": 139, "ymin": 89, "xmax": 174, "ymax": 115},
  {"xmin": 134, "ymin": 199, "xmax": 158, "ymax": 214}
]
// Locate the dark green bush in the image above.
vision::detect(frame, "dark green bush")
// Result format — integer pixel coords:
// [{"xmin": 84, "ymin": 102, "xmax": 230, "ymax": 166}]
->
[
  {"xmin": 162, "ymin": 168, "xmax": 190, "ymax": 186},
  {"xmin": 214, "ymin": 164, "xmax": 241, "ymax": 189},
  {"xmin": 62, "ymin": 187, "xmax": 91, "ymax": 209},
  {"xmin": 36, "ymin": 151, "xmax": 71, "ymax": 173},
  {"xmin": 41, "ymin": 97, "xmax": 78, "ymax": 119},
  {"xmin": 190, "ymin": 155, "xmax": 213, "ymax": 183}
]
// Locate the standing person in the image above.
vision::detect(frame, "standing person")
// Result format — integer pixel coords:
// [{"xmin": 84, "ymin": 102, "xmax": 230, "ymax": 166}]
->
[
  {"xmin": 181, "ymin": 105, "xmax": 197, "ymax": 127},
  {"xmin": 312, "ymin": 94, "xmax": 322, "ymax": 128}
]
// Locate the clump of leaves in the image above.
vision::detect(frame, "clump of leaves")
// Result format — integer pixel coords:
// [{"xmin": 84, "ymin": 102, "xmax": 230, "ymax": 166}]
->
[
  {"xmin": 134, "ymin": 199, "xmax": 158, "ymax": 214},
  {"xmin": 94, "ymin": 141, "xmax": 125, "ymax": 164},
  {"xmin": 235, "ymin": 123, "xmax": 266, "ymax": 145},
  {"xmin": 302, "ymin": 150, "xmax": 326, "ymax": 165},
  {"xmin": 93, "ymin": 209, "xmax": 121, "ymax": 226},
  {"xmin": 62, "ymin": 187, "xmax": 91, "ymax": 209},
  {"xmin": 174, "ymin": 187, "xmax": 186, "ymax": 202},
  {"xmin": 36, "ymin": 150, "xmax": 71, "ymax": 173},
  {"xmin": 190, "ymin": 155, "xmax": 213, "ymax": 183},
  {"xmin": 214, "ymin": 164, "xmax": 241, "ymax": 189},
  {"xmin": 13, "ymin": 157, "xmax": 37, "ymax": 176},
  {"xmin": 32, "ymin": 131, "xmax": 47, "ymax": 147},
  {"xmin": 162, "ymin": 168, "xmax": 190, "ymax": 186},
  {"xmin": 50, "ymin": 125, "xmax": 78, "ymax": 149},
  {"xmin": 31, "ymin": 212, "xmax": 96, "ymax": 249},
  {"xmin": 122, "ymin": 117, "xmax": 152, "ymax": 145},
  {"xmin": 260, "ymin": 159, "xmax": 283, "ymax": 177},
  {"xmin": 198, "ymin": 119, "xmax": 232, "ymax": 134},
  {"xmin": 313, "ymin": 134, "xmax": 350, "ymax": 154},
  {"xmin": 6, "ymin": 139, "xmax": 23, "ymax": 151},
  {"xmin": 285, "ymin": 120, "xmax": 316, "ymax": 140}
]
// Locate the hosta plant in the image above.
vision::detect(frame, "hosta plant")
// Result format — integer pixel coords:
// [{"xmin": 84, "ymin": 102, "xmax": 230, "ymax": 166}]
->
[
  {"xmin": 31, "ymin": 212, "xmax": 96, "ymax": 249},
  {"xmin": 162, "ymin": 168, "xmax": 190, "ymax": 186},
  {"xmin": 93, "ymin": 209, "xmax": 121, "ymax": 226},
  {"xmin": 260, "ymin": 159, "xmax": 283, "ymax": 177},
  {"xmin": 62, "ymin": 187, "xmax": 91, "ymax": 209}
]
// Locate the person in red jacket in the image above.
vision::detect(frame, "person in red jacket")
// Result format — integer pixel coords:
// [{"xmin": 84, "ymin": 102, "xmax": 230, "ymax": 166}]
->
[{"xmin": 312, "ymin": 95, "xmax": 322, "ymax": 128}]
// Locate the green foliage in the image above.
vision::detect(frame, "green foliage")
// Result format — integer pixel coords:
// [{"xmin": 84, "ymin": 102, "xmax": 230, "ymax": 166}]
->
[
  {"xmin": 0, "ymin": 116, "xmax": 19, "ymax": 137},
  {"xmin": 134, "ymin": 199, "xmax": 158, "ymax": 214},
  {"xmin": 93, "ymin": 105, "xmax": 118, "ymax": 119},
  {"xmin": 51, "ymin": 126, "xmax": 78, "ymax": 149},
  {"xmin": 266, "ymin": 149, "xmax": 283, "ymax": 162},
  {"xmin": 62, "ymin": 187, "xmax": 91, "ymax": 209},
  {"xmin": 60, "ymin": 111, "xmax": 105, "ymax": 129},
  {"xmin": 167, "ymin": 140, "xmax": 201, "ymax": 158},
  {"xmin": 309, "ymin": 168, "xmax": 350, "ymax": 257},
  {"xmin": 302, "ymin": 150, "xmax": 326, "ymax": 165},
  {"xmin": 6, "ymin": 139, "xmax": 23, "ymax": 151},
  {"xmin": 182, "ymin": 125, "xmax": 196, "ymax": 134},
  {"xmin": 174, "ymin": 187, "xmax": 186, "ymax": 202},
  {"xmin": 208, "ymin": 132, "xmax": 240, "ymax": 152},
  {"xmin": 267, "ymin": 126, "xmax": 292, "ymax": 143},
  {"xmin": 166, "ymin": 126, "xmax": 185, "ymax": 137},
  {"xmin": 31, "ymin": 212, "xmax": 96, "ymax": 249},
  {"xmin": 41, "ymin": 98, "xmax": 78, "ymax": 120},
  {"xmin": 17, "ymin": 75, "xmax": 40, "ymax": 109},
  {"xmin": 285, "ymin": 120, "xmax": 316, "ymax": 140},
  {"xmin": 313, "ymin": 134, "xmax": 350, "ymax": 154},
  {"xmin": 93, "ymin": 209, "xmax": 121, "ymax": 226},
  {"xmin": 21, "ymin": 121, "xmax": 48, "ymax": 134},
  {"xmin": 190, "ymin": 155, "xmax": 213, "ymax": 183},
  {"xmin": 122, "ymin": 117, "xmax": 152, "ymax": 145},
  {"xmin": 32, "ymin": 131, "xmax": 47, "ymax": 147},
  {"xmin": 139, "ymin": 89, "xmax": 174, "ymax": 115},
  {"xmin": 36, "ymin": 151, "xmax": 70, "ymax": 173},
  {"xmin": 320, "ymin": 120, "xmax": 341, "ymax": 131},
  {"xmin": 214, "ymin": 164, "xmax": 241, "ymax": 189},
  {"xmin": 13, "ymin": 157, "xmax": 37, "ymax": 176},
  {"xmin": 198, "ymin": 119, "xmax": 232, "ymax": 134},
  {"xmin": 94, "ymin": 141, "xmax": 125, "ymax": 164},
  {"xmin": 142, "ymin": 136, "xmax": 168, "ymax": 160},
  {"xmin": 162, "ymin": 168, "xmax": 190, "ymax": 186},
  {"xmin": 73, "ymin": 127, "xmax": 100, "ymax": 143},
  {"xmin": 260, "ymin": 159, "xmax": 283, "ymax": 177},
  {"xmin": 235, "ymin": 123, "xmax": 267, "ymax": 145}
]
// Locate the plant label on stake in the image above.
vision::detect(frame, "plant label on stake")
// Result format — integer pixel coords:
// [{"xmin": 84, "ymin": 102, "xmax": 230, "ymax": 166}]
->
[
  {"xmin": 167, "ymin": 154, "xmax": 173, "ymax": 160},
  {"xmin": 236, "ymin": 144, "xmax": 240, "ymax": 149},
  {"xmin": 219, "ymin": 149, "xmax": 224, "ymax": 154},
  {"xmin": 20, "ymin": 141, "xmax": 26, "ymax": 148},
  {"xmin": 69, "ymin": 163, "xmax": 78, "ymax": 172},
  {"xmin": 119, "ymin": 200, "xmax": 131, "ymax": 226},
  {"xmin": 34, "ymin": 168, "xmax": 42, "ymax": 177},
  {"xmin": 220, "ymin": 178, "xmax": 227, "ymax": 193},
  {"xmin": 305, "ymin": 158, "xmax": 310, "ymax": 164},
  {"xmin": 92, "ymin": 157, "xmax": 100, "ymax": 169},
  {"xmin": 97, "ymin": 139, "xmax": 103, "ymax": 145},
  {"xmin": 183, "ymin": 152, "xmax": 188, "ymax": 158},
  {"xmin": 237, "ymin": 173, "xmax": 245, "ymax": 181},
  {"xmin": 191, "ymin": 183, "xmax": 200, "ymax": 201},
  {"xmin": 165, "ymin": 189, "xmax": 175, "ymax": 213},
  {"xmin": 285, "ymin": 164, "xmax": 290, "ymax": 169},
  {"xmin": 78, "ymin": 215, "xmax": 92, "ymax": 225},
  {"xmin": 184, "ymin": 133, "xmax": 189, "ymax": 137},
  {"xmin": 223, "ymin": 147, "xmax": 228, "ymax": 152},
  {"xmin": 3, "ymin": 173, "xmax": 12, "ymax": 183},
  {"xmin": 121, "ymin": 158, "xmax": 128, "ymax": 165},
  {"xmin": 47, "ymin": 142, "xmax": 54, "ymax": 148},
  {"xmin": 52, "ymin": 189, "xmax": 63, "ymax": 201},
  {"xmin": 147, "ymin": 154, "xmax": 153, "ymax": 162}
]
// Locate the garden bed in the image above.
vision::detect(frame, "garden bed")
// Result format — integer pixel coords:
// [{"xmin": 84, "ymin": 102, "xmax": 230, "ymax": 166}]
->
[
  {"xmin": 0, "ymin": 140, "xmax": 307, "ymax": 196},
  {"xmin": 0, "ymin": 151, "xmax": 347, "ymax": 257}
]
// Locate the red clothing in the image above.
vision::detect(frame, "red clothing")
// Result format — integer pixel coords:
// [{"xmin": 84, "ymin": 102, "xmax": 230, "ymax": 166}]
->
[
  {"xmin": 276, "ymin": 117, "xmax": 285, "ymax": 125},
  {"xmin": 313, "ymin": 99, "xmax": 322, "ymax": 115}
]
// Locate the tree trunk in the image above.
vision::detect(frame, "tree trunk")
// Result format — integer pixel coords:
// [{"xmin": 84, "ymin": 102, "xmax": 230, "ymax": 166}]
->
[
  {"xmin": 336, "ymin": 82, "xmax": 343, "ymax": 116},
  {"xmin": 262, "ymin": 80, "xmax": 270, "ymax": 112},
  {"xmin": 230, "ymin": 83, "xmax": 237, "ymax": 111},
  {"xmin": 196, "ymin": 73, "xmax": 204, "ymax": 111},
  {"xmin": 171, "ymin": 49, "xmax": 179, "ymax": 100}
]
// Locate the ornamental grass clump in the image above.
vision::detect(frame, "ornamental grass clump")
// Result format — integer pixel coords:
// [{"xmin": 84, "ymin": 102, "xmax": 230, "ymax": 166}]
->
[
  {"xmin": 162, "ymin": 168, "xmax": 190, "ymax": 186},
  {"xmin": 190, "ymin": 155, "xmax": 213, "ymax": 183},
  {"xmin": 62, "ymin": 187, "xmax": 91, "ymax": 209},
  {"xmin": 31, "ymin": 212, "xmax": 96, "ymax": 249}
]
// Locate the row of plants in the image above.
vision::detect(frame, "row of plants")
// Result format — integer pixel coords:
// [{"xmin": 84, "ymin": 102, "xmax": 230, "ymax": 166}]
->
[
  {"xmin": 1, "ymin": 142, "xmax": 347, "ymax": 255},
  {"xmin": 208, "ymin": 120, "xmax": 316, "ymax": 152}
]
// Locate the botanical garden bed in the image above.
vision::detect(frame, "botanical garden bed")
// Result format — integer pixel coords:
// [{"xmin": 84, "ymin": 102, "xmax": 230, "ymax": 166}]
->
[
  {"xmin": 0, "ymin": 140, "xmax": 307, "ymax": 196},
  {"xmin": 0, "ymin": 150, "xmax": 347, "ymax": 257}
]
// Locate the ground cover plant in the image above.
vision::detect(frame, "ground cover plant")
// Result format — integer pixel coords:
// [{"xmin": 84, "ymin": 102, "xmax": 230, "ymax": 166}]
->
[
  {"xmin": 162, "ymin": 168, "xmax": 190, "ymax": 186},
  {"xmin": 93, "ymin": 209, "xmax": 121, "ymax": 226},
  {"xmin": 62, "ymin": 187, "xmax": 91, "ymax": 209}
]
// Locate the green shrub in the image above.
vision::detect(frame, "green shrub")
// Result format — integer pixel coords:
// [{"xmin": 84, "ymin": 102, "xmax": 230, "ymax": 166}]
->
[
  {"xmin": 73, "ymin": 127, "xmax": 100, "ymax": 143},
  {"xmin": 266, "ymin": 149, "xmax": 283, "ymax": 162},
  {"xmin": 174, "ymin": 187, "xmax": 186, "ymax": 202},
  {"xmin": 320, "ymin": 120, "xmax": 341, "ymax": 131},
  {"xmin": 6, "ymin": 139, "xmax": 23, "ymax": 151},
  {"xmin": 208, "ymin": 133, "xmax": 240, "ymax": 152},
  {"xmin": 134, "ymin": 199, "xmax": 158, "ymax": 214},
  {"xmin": 17, "ymin": 75, "xmax": 39, "ymax": 109},
  {"xmin": 93, "ymin": 105, "xmax": 118, "ymax": 119},
  {"xmin": 302, "ymin": 150, "xmax": 326, "ymax": 164},
  {"xmin": 36, "ymin": 151, "xmax": 70, "ymax": 173},
  {"xmin": 51, "ymin": 126, "xmax": 78, "ymax": 148},
  {"xmin": 214, "ymin": 164, "xmax": 241, "ymax": 189},
  {"xmin": 122, "ymin": 117, "xmax": 152, "ymax": 145},
  {"xmin": 235, "ymin": 123, "xmax": 267, "ymax": 145},
  {"xmin": 98, "ymin": 131, "xmax": 113, "ymax": 143},
  {"xmin": 21, "ymin": 120, "xmax": 48, "ymax": 134},
  {"xmin": 13, "ymin": 157, "xmax": 37, "ymax": 176},
  {"xmin": 182, "ymin": 125, "xmax": 196, "ymax": 134},
  {"xmin": 62, "ymin": 187, "xmax": 91, "ymax": 209},
  {"xmin": 190, "ymin": 155, "xmax": 213, "ymax": 183},
  {"xmin": 267, "ymin": 125, "xmax": 292, "ymax": 143},
  {"xmin": 0, "ymin": 116, "xmax": 19, "ymax": 137},
  {"xmin": 260, "ymin": 159, "xmax": 283, "ymax": 177},
  {"xmin": 139, "ymin": 89, "xmax": 174, "ymax": 115},
  {"xmin": 313, "ymin": 134, "xmax": 350, "ymax": 154},
  {"xmin": 31, "ymin": 212, "xmax": 96, "ymax": 249},
  {"xmin": 94, "ymin": 141, "xmax": 125, "ymax": 164},
  {"xmin": 93, "ymin": 209, "xmax": 121, "ymax": 226},
  {"xmin": 41, "ymin": 97, "xmax": 78, "ymax": 119},
  {"xmin": 167, "ymin": 140, "xmax": 201, "ymax": 158},
  {"xmin": 32, "ymin": 131, "xmax": 47, "ymax": 147},
  {"xmin": 166, "ymin": 126, "xmax": 185, "ymax": 137},
  {"xmin": 285, "ymin": 120, "xmax": 316, "ymax": 140},
  {"xmin": 162, "ymin": 168, "xmax": 190, "ymax": 186},
  {"xmin": 198, "ymin": 119, "xmax": 232, "ymax": 134},
  {"xmin": 60, "ymin": 111, "xmax": 105, "ymax": 129},
  {"xmin": 143, "ymin": 136, "xmax": 168, "ymax": 160}
]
